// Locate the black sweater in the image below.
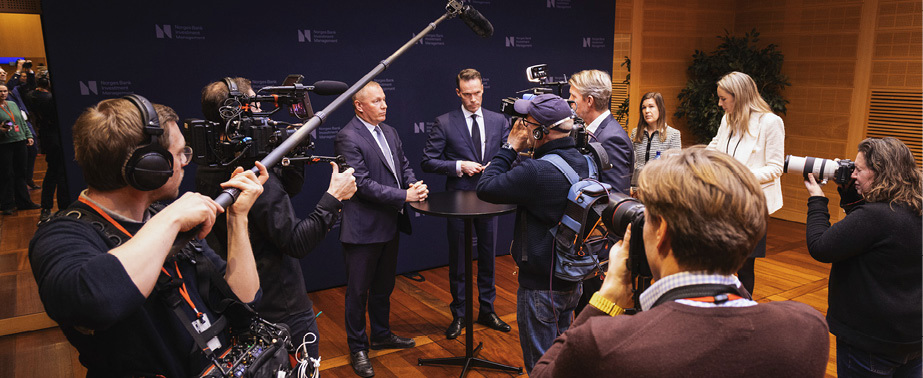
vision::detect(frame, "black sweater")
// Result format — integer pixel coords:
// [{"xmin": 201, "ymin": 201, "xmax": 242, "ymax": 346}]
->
[
  {"xmin": 196, "ymin": 166, "xmax": 342, "ymax": 321},
  {"xmin": 806, "ymin": 193, "xmax": 922, "ymax": 356},
  {"xmin": 477, "ymin": 137, "xmax": 586, "ymax": 291}
]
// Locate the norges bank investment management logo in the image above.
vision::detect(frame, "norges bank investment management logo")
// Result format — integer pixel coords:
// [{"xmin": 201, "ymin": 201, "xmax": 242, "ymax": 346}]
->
[
  {"xmin": 298, "ymin": 29, "xmax": 338, "ymax": 43},
  {"xmin": 155, "ymin": 24, "xmax": 206, "ymax": 40},
  {"xmin": 79, "ymin": 81, "xmax": 97, "ymax": 96}
]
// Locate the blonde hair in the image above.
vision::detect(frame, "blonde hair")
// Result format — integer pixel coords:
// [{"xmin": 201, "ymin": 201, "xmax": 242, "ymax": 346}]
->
[
  {"xmin": 717, "ymin": 71, "xmax": 772, "ymax": 136},
  {"xmin": 858, "ymin": 137, "xmax": 923, "ymax": 215},
  {"xmin": 633, "ymin": 92, "xmax": 668, "ymax": 143},
  {"xmin": 637, "ymin": 146, "xmax": 767, "ymax": 274},
  {"xmin": 568, "ymin": 70, "xmax": 611, "ymax": 112},
  {"xmin": 73, "ymin": 99, "xmax": 178, "ymax": 191}
]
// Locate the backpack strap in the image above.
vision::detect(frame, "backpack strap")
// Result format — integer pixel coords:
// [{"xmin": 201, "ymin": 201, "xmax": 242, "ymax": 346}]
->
[{"xmin": 539, "ymin": 153, "xmax": 580, "ymax": 185}]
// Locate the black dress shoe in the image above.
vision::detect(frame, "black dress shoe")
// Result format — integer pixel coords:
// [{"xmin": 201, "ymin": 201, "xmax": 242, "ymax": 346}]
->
[
  {"xmin": 445, "ymin": 317, "xmax": 465, "ymax": 339},
  {"xmin": 0, "ymin": 209, "xmax": 14, "ymax": 216},
  {"xmin": 27, "ymin": 182, "xmax": 40, "ymax": 190},
  {"xmin": 370, "ymin": 333, "xmax": 415, "ymax": 350},
  {"xmin": 349, "ymin": 350, "xmax": 374, "ymax": 377},
  {"xmin": 477, "ymin": 312, "xmax": 511, "ymax": 332},
  {"xmin": 40, "ymin": 208, "xmax": 52, "ymax": 221}
]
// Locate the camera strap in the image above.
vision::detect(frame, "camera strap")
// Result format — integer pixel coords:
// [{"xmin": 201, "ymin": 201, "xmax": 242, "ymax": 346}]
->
[{"xmin": 651, "ymin": 283, "xmax": 745, "ymax": 309}]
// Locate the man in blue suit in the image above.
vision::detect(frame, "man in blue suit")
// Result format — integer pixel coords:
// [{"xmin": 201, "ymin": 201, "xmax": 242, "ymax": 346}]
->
[
  {"xmin": 568, "ymin": 70, "xmax": 633, "ymax": 193},
  {"xmin": 335, "ymin": 81, "xmax": 429, "ymax": 378},
  {"xmin": 568, "ymin": 70, "xmax": 635, "ymax": 316},
  {"xmin": 421, "ymin": 69, "xmax": 512, "ymax": 340}
]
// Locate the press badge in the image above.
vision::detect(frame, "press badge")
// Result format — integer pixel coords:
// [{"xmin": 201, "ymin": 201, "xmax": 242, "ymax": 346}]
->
[{"xmin": 192, "ymin": 314, "xmax": 222, "ymax": 351}]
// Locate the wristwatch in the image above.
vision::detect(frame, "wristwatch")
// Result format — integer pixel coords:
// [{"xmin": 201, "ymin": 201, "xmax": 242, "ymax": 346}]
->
[
  {"xmin": 501, "ymin": 142, "xmax": 515, "ymax": 152},
  {"xmin": 589, "ymin": 292, "xmax": 625, "ymax": 316}
]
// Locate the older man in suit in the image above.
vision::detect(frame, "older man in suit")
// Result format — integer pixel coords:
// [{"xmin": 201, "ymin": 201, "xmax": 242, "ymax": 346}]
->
[
  {"xmin": 421, "ymin": 68, "xmax": 512, "ymax": 340},
  {"xmin": 568, "ymin": 70, "xmax": 633, "ymax": 194},
  {"xmin": 335, "ymin": 81, "xmax": 429, "ymax": 378}
]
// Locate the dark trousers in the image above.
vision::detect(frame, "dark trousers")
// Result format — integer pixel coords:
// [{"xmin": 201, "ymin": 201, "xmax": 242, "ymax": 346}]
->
[
  {"xmin": 342, "ymin": 235, "xmax": 400, "ymax": 352},
  {"xmin": 0, "ymin": 140, "xmax": 34, "ymax": 210},
  {"xmin": 280, "ymin": 308, "xmax": 320, "ymax": 359},
  {"xmin": 40, "ymin": 146, "xmax": 70, "ymax": 210},
  {"xmin": 447, "ymin": 216, "xmax": 497, "ymax": 319},
  {"xmin": 26, "ymin": 139, "xmax": 36, "ymax": 182},
  {"xmin": 737, "ymin": 232, "xmax": 766, "ymax": 296}
]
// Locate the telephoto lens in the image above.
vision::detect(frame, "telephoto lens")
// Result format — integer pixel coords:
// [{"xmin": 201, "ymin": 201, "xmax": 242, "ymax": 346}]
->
[{"xmin": 784, "ymin": 155, "xmax": 855, "ymax": 185}]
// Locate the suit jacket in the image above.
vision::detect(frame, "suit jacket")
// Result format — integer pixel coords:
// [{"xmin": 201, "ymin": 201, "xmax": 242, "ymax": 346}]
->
[
  {"xmin": 590, "ymin": 115, "xmax": 633, "ymax": 194},
  {"xmin": 421, "ymin": 108, "xmax": 510, "ymax": 190},
  {"xmin": 335, "ymin": 116, "xmax": 417, "ymax": 244},
  {"xmin": 707, "ymin": 112, "xmax": 785, "ymax": 214}
]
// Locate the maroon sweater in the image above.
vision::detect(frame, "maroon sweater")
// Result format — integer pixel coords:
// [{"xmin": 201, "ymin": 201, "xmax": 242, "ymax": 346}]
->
[{"xmin": 532, "ymin": 300, "xmax": 829, "ymax": 377}]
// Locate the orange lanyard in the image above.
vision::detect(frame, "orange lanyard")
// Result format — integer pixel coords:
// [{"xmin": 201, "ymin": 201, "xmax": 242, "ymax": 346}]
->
[
  {"xmin": 78, "ymin": 196, "xmax": 203, "ymax": 318},
  {"xmin": 160, "ymin": 261, "xmax": 204, "ymax": 319},
  {"xmin": 0, "ymin": 103, "xmax": 15, "ymax": 124}
]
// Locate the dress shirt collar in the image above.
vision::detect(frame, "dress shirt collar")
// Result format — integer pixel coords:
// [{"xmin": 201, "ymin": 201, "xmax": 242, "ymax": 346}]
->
[
  {"xmin": 639, "ymin": 270, "xmax": 744, "ymax": 311},
  {"xmin": 461, "ymin": 105, "xmax": 483, "ymax": 122},
  {"xmin": 357, "ymin": 117, "xmax": 380, "ymax": 134},
  {"xmin": 586, "ymin": 110, "xmax": 611, "ymax": 134}
]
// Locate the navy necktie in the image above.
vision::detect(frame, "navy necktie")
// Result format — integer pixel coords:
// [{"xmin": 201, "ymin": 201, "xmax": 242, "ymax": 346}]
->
[{"xmin": 471, "ymin": 114, "xmax": 482, "ymax": 163}]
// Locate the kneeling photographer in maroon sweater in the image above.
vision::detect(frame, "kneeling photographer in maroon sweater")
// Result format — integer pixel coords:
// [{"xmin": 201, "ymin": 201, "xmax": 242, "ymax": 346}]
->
[{"xmin": 533, "ymin": 147, "xmax": 829, "ymax": 377}]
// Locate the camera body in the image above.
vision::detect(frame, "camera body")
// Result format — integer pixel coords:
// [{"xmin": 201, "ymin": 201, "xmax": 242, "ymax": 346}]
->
[
  {"xmin": 784, "ymin": 155, "xmax": 855, "ymax": 185},
  {"xmin": 184, "ymin": 117, "xmax": 313, "ymax": 167},
  {"xmin": 184, "ymin": 75, "xmax": 320, "ymax": 168}
]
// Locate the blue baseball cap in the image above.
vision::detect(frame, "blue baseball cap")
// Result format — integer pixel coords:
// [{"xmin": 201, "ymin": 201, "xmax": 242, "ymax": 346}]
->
[{"xmin": 513, "ymin": 94, "xmax": 573, "ymax": 129}]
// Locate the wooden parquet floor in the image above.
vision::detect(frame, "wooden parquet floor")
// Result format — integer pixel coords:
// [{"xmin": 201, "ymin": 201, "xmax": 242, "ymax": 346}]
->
[{"xmin": 0, "ymin": 158, "xmax": 838, "ymax": 377}]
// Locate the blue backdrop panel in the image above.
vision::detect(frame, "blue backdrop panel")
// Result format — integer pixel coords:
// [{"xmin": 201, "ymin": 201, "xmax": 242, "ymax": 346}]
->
[{"xmin": 41, "ymin": 0, "xmax": 615, "ymax": 292}]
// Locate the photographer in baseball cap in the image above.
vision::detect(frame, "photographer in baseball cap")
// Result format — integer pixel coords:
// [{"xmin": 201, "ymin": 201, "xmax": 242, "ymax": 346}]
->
[
  {"xmin": 476, "ymin": 93, "xmax": 588, "ymax": 372},
  {"xmin": 512, "ymin": 93, "xmax": 575, "ymax": 144}
]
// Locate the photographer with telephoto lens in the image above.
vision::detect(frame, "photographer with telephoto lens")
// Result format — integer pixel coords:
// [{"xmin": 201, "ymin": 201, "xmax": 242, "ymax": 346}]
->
[
  {"xmin": 532, "ymin": 147, "xmax": 829, "ymax": 377},
  {"xmin": 803, "ymin": 137, "xmax": 922, "ymax": 377}
]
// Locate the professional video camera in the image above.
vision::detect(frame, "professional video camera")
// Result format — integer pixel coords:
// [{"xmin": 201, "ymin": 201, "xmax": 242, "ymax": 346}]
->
[
  {"xmin": 784, "ymin": 155, "xmax": 855, "ymax": 185},
  {"xmin": 500, "ymin": 64, "xmax": 572, "ymax": 118},
  {"xmin": 183, "ymin": 74, "xmax": 348, "ymax": 171},
  {"xmin": 499, "ymin": 64, "xmax": 608, "ymax": 169}
]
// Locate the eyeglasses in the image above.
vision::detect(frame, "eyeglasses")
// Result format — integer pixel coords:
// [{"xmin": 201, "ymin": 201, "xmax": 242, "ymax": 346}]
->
[
  {"xmin": 180, "ymin": 146, "xmax": 193, "ymax": 165},
  {"xmin": 519, "ymin": 118, "xmax": 544, "ymax": 128}
]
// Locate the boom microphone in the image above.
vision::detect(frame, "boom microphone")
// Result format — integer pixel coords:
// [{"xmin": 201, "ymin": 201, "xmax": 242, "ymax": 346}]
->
[
  {"xmin": 459, "ymin": 5, "xmax": 493, "ymax": 38},
  {"xmin": 311, "ymin": 80, "xmax": 349, "ymax": 95},
  {"xmin": 259, "ymin": 80, "xmax": 348, "ymax": 96}
]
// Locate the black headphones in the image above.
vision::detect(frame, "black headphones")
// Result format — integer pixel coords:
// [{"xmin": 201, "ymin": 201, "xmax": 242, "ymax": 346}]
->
[
  {"xmin": 122, "ymin": 94, "xmax": 174, "ymax": 191},
  {"xmin": 223, "ymin": 77, "xmax": 241, "ymax": 98}
]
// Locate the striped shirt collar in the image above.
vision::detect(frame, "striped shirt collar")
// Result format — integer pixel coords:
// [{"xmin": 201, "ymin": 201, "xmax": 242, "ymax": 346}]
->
[{"xmin": 639, "ymin": 271, "xmax": 744, "ymax": 311}]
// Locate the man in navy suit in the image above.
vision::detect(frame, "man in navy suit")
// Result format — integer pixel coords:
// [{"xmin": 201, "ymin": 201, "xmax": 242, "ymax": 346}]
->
[
  {"xmin": 568, "ymin": 70, "xmax": 635, "ymax": 316},
  {"xmin": 421, "ymin": 69, "xmax": 512, "ymax": 340},
  {"xmin": 568, "ymin": 70, "xmax": 633, "ymax": 193},
  {"xmin": 335, "ymin": 81, "xmax": 429, "ymax": 378}
]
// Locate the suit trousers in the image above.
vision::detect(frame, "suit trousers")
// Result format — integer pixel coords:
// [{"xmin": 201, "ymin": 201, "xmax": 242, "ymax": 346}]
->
[
  {"xmin": 0, "ymin": 140, "xmax": 33, "ymax": 210},
  {"xmin": 342, "ymin": 234, "xmax": 400, "ymax": 352},
  {"xmin": 447, "ymin": 216, "xmax": 496, "ymax": 319}
]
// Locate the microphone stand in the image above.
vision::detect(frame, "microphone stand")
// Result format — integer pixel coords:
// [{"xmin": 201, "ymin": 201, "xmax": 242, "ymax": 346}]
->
[{"xmin": 213, "ymin": 1, "xmax": 465, "ymax": 209}]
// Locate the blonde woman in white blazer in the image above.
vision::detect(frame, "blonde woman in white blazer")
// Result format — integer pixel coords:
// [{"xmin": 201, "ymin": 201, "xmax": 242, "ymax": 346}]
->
[{"xmin": 706, "ymin": 71, "xmax": 785, "ymax": 295}]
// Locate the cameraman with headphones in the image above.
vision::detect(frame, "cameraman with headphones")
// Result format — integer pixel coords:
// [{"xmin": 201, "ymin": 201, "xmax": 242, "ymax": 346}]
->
[
  {"xmin": 531, "ymin": 147, "xmax": 829, "ymax": 377},
  {"xmin": 29, "ymin": 96, "xmax": 267, "ymax": 376},
  {"xmin": 476, "ymin": 94, "xmax": 587, "ymax": 373},
  {"xmin": 196, "ymin": 77, "xmax": 357, "ymax": 361}
]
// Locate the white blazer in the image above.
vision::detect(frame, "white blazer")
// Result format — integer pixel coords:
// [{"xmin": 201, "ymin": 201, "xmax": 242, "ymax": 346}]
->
[{"xmin": 707, "ymin": 112, "xmax": 785, "ymax": 214}]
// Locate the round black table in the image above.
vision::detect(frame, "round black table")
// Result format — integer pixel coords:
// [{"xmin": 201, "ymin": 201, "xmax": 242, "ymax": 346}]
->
[{"xmin": 409, "ymin": 191, "xmax": 522, "ymax": 377}]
